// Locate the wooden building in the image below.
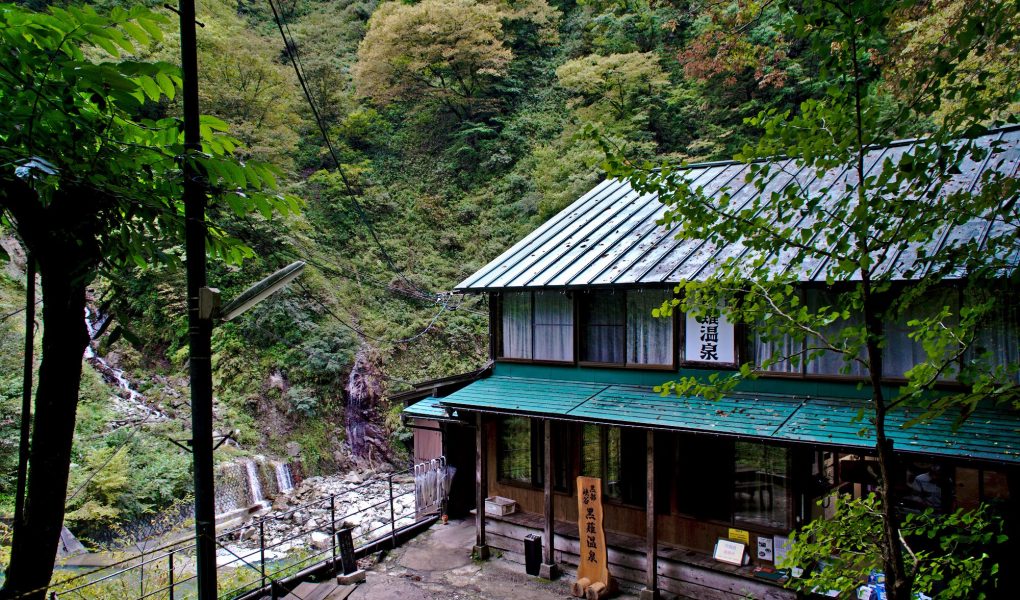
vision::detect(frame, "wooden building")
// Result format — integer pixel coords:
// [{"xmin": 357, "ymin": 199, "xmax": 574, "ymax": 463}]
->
[{"xmin": 403, "ymin": 129, "xmax": 1020, "ymax": 599}]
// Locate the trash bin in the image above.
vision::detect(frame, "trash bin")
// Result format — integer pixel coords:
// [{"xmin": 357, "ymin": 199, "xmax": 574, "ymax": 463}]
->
[{"xmin": 524, "ymin": 533, "xmax": 542, "ymax": 576}]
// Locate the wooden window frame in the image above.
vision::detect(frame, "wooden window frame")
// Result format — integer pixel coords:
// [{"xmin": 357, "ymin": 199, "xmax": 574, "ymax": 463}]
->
[
  {"xmin": 577, "ymin": 289, "xmax": 678, "ymax": 371},
  {"xmin": 747, "ymin": 283, "xmax": 968, "ymax": 388},
  {"xmin": 731, "ymin": 441, "xmax": 795, "ymax": 533},
  {"xmin": 493, "ymin": 290, "xmax": 575, "ymax": 365},
  {"xmin": 493, "ymin": 288, "xmax": 678, "ymax": 370},
  {"xmin": 496, "ymin": 415, "xmax": 545, "ymax": 489},
  {"xmin": 579, "ymin": 423, "xmax": 647, "ymax": 508}
]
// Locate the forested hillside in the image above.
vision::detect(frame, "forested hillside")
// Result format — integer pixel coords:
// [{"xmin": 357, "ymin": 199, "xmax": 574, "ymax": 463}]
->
[{"xmin": 2, "ymin": 0, "xmax": 1015, "ymax": 544}]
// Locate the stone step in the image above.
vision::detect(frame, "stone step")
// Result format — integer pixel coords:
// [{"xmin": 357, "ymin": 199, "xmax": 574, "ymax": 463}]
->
[{"xmin": 278, "ymin": 581, "xmax": 356, "ymax": 600}]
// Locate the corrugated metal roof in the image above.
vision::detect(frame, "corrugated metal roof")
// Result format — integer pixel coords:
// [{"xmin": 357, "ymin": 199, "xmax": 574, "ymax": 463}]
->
[
  {"xmin": 457, "ymin": 128, "xmax": 1020, "ymax": 291},
  {"xmin": 777, "ymin": 399, "xmax": 1020, "ymax": 463},
  {"xmin": 416, "ymin": 376, "xmax": 1020, "ymax": 464},
  {"xmin": 403, "ymin": 397, "xmax": 458, "ymax": 421}
]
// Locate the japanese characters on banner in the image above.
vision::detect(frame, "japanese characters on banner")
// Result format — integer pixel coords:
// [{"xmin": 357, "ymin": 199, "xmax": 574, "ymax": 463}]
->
[
  {"xmin": 684, "ymin": 308, "xmax": 735, "ymax": 364},
  {"xmin": 576, "ymin": 476, "xmax": 609, "ymax": 586}
]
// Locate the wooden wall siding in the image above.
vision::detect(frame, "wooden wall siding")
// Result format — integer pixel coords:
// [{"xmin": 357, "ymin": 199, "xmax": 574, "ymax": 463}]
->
[
  {"xmin": 487, "ymin": 516, "xmax": 795, "ymax": 600},
  {"xmin": 412, "ymin": 419, "xmax": 443, "ymax": 464},
  {"xmin": 485, "ymin": 427, "xmax": 770, "ymax": 557}
]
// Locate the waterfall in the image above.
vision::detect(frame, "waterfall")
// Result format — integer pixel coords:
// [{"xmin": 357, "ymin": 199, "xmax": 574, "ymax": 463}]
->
[
  {"xmin": 345, "ymin": 346, "xmax": 389, "ymax": 461},
  {"xmin": 83, "ymin": 306, "xmax": 167, "ymax": 422},
  {"xmin": 244, "ymin": 459, "xmax": 265, "ymax": 505},
  {"xmin": 275, "ymin": 462, "xmax": 294, "ymax": 493}
]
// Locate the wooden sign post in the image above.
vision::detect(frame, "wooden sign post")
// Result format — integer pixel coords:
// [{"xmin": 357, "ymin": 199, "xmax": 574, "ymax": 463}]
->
[{"xmin": 573, "ymin": 476, "xmax": 612, "ymax": 599}]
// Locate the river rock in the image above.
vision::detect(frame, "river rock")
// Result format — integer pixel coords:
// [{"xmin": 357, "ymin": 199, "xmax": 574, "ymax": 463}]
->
[{"xmin": 310, "ymin": 531, "xmax": 330, "ymax": 550}]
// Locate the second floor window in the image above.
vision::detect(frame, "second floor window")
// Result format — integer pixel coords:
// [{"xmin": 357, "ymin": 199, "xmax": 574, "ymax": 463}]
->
[
  {"xmin": 580, "ymin": 289, "xmax": 674, "ymax": 366},
  {"xmin": 501, "ymin": 291, "xmax": 573, "ymax": 361}
]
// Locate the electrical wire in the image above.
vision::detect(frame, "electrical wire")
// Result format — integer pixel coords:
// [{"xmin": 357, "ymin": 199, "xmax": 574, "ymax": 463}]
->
[
  {"xmin": 266, "ymin": 0, "xmax": 436, "ymax": 303},
  {"xmin": 0, "ymin": 299, "xmax": 42, "ymax": 324},
  {"xmin": 294, "ymin": 279, "xmax": 454, "ymax": 345},
  {"xmin": 65, "ymin": 415, "xmax": 150, "ymax": 505}
]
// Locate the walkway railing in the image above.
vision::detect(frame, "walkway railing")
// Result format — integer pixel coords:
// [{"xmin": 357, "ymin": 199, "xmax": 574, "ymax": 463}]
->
[{"xmin": 42, "ymin": 461, "xmax": 448, "ymax": 600}]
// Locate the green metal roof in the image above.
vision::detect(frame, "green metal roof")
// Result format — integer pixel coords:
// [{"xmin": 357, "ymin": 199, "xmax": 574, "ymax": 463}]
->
[
  {"xmin": 456, "ymin": 128, "xmax": 1020, "ymax": 291},
  {"xmin": 574, "ymin": 386, "xmax": 802, "ymax": 438},
  {"xmin": 429, "ymin": 376, "xmax": 610, "ymax": 416},
  {"xmin": 777, "ymin": 399, "xmax": 1020, "ymax": 463},
  {"xmin": 403, "ymin": 397, "xmax": 459, "ymax": 421},
  {"xmin": 413, "ymin": 376, "xmax": 1020, "ymax": 464}
]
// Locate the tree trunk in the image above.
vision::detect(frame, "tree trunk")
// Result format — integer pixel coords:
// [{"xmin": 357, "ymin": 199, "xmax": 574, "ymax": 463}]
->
[
  {"xmin": 861, "ymin": 282, "xmax": 911, "ymax": 600},
  {"xmin": 0, "ymin": 259, "xmax": 89, "ymax": 600},
  {"xmin": 1, "ymin": 180, "xmax": 97, "ymax": 600}
]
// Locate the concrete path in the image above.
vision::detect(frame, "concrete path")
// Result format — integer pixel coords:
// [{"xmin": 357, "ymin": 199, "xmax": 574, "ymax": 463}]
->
[{"xmin": 348, "ymin": 519, "xmax": 642, "ymax": 600}]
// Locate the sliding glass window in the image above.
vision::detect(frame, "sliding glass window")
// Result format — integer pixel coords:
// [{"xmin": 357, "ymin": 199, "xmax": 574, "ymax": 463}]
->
[
  {"xmin": 581, "ymin": 289, "xmax": 674, "ymax": 367},
  {"xmin": 501, "ymin": 292, "xmax": 533, "ymax": 359},
  {"xmin": 500, "ymin": 291, "xmax": 573, "ymax": 362},
  {"xmin": 733, "ymin": 442, "xmax": 789, "ymax": 529},
  {"xmin": 498, "ymin": 416, "xmax": 543, "ymax": 486},
  {"xmin": 580, "ymin": 424, "xmax": 646, "ymax": 506},
  {"xmin": 534, "ymin": 291, "xmax": 574, "ymax": 361}
]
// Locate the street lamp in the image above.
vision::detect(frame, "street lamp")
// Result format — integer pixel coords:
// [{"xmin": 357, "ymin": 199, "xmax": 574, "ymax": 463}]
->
[
  {"xmin": 178, "ymin": 1, "xmax": 305, "ymax": 595},
  {"xmin": 188, "ymin": 261, "xmax": 307, "ymax": 599},
  {"xmin": 219, "ymin": 261, "xmax": 306, "ymax": 321}
]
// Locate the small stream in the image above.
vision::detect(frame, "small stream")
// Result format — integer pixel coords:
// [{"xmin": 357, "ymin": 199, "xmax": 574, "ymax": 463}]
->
[
  {"xmin": 83, "ymin": 306, "xmax": 168, "ymax": 424},
  {"xmin": 82, "ymin": 305, "xmax": 298, "ymax": 525}
]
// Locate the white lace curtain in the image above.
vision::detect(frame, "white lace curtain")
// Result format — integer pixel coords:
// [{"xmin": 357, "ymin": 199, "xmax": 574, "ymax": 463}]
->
[
  {"xmin": 754, "ymin": 327, "xmax": 802, "ymax": 373},
  {"xmin": 805, "ymin": 289, "xmax": 868, "ymax": 377},
  {"xmin": 502, "ymin": 291, "xmax": 574, "ymax": 361},
  {"xmin": 534, "ymin": 291, "xmax": 573, "ymax": 361},
  {"xmin": 501, "ymin": 292, "xmax": 533, "ymax": 359},
  {"xmin": 968, "ymin": 294, "xmax": 1020, "ymax": 384},
  {"xmin": 627, "ymin": 289, "xmax": 673, "ymax": 365},
  {"xmin": 885, "ymin": 289, "xmax": 958, "ymax": 380}
]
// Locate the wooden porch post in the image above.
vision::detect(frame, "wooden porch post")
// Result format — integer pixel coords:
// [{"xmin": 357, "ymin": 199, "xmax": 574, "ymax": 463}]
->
[
  {"xmin": 540, "ymin": 419, "xmax": 559, "ymax": 579},
  {"xmin": 474, "ymin": 412, "xmax": 490, "ymax": 559},
  {"xmin": 640, "ymin": 430, "xmax": 658, "ymax": 600}
]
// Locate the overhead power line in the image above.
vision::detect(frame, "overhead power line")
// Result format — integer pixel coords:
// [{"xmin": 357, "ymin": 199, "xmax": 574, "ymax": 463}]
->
[{"xmin": 265, "ymin": 0, "xmax": 435, "ymax": 303}]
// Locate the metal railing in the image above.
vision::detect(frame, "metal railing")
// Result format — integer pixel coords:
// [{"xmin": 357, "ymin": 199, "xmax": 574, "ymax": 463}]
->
[{"xmin": 43, "ymin": 461, "xmax": 448, "ymax": 600}]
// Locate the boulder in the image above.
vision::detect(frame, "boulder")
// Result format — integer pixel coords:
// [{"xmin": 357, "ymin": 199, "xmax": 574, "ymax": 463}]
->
[{"xmin": 310, "ymin": 531, "xmax": 331, "ymax": 550}]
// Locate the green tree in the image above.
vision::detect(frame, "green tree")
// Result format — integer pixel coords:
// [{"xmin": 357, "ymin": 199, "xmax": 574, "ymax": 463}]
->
[
  {"xmin": 64, "ymin": 446, "xmax": 132, "ymax": 534},
  {"xmin": 674, "ymin": 0, "xmax": 815, "ymax": 157},
  {"xmin": 556, "ymin": 51, "xmax": 669, "ymax": 123},
  {"xmin": 353, "ymin": 0, "xmax": 557, "ymax": 120},
  {"xmin": 606, "ymin": 0, "xmax": 1019, "ymax": 598},
  {"xmin": 0, "ymin": 4, "xmax": 296, "ymax": 598},
  {"xmin": 196, "ymin": 0, "xmax": 302, "ymax": 168},
  {"xmin": 782, "ymin": 494, "xmax": 1006, "ymax": 599}
]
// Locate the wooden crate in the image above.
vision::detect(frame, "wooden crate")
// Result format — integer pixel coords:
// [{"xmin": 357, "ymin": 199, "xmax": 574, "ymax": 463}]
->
[{"xmin": 484, "ymin": 496, "xmax": 518, "ymax": 516}]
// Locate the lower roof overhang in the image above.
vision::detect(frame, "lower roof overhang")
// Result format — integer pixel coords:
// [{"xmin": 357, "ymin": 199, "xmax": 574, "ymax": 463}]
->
[
  {"xmin": 402, "ymin": 375, "xmax": 1020, "ymax": 466},
  {"xmin": 403, "ymin": 396, "xmax": 463, "ymax": 424}
]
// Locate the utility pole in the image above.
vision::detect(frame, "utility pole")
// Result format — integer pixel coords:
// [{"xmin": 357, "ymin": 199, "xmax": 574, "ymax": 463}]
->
[{"xmin": 178, "ymin": 0, "xmax": 217, "ymax": 597}]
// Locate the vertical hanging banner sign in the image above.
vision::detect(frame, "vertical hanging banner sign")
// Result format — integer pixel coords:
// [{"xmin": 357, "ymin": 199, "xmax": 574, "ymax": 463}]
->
[
  {"xmin": 576, "ymin": 476, "xmax": 609, "ymax": 587},
  {"xmin": 685, "ymin": 308, "xmax": 735, "ymax": 364}
]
